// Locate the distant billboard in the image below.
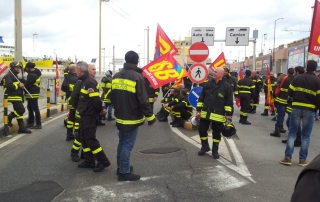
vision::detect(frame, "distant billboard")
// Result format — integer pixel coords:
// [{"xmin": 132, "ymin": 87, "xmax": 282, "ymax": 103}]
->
[
  {"xmin": 305, "ymin": 45, "xmax": 320, "ymax": 71},
  {"xmin": 287, "ymin": 45, "xmax": 305, "ymax": 69},
  {"xmin": 255, "ymin": 55, "xmax": 271, "ymax": 75}
]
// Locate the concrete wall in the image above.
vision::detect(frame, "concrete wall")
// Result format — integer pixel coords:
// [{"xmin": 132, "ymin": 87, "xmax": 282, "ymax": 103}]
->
[{"xmin": 0, "ymin": 73, "xmax": 104, "ymax": 100}]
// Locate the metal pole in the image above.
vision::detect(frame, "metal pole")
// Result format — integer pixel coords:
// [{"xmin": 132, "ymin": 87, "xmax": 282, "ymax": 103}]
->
[
  {"xmin": 147, "ymin": 26, "xmax": 149, "ymax": 63},
  {"xmin": 103, "ymin": 48, "xmax": 105, "ymax": 73},
  {"xmin": 253, "ymin": 39, "xmax": 256, "ymax": 71},
  {"xmin": 273, "ymin": 20, "xmax": 276, "ymax": 72},
  {"xmin": 143, "ymin": 30, "xmax": 146, "ymax": 66},
  {"xmin": 183, "ymin": 41, "xmax": 185, "ymax": 66},
  {"xmin": 99, "ymin": 0, "xmax": 102, "ymax": 75},
  {"xmin": 113, "ymin": 45, "xmax": 115, "ymax": 74},
  {"xmin": 14, "ymin": 0, "xmax": 22, "ymax": 62}
]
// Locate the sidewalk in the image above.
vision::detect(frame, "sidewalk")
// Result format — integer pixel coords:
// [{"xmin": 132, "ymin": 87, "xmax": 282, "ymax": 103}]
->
[{"xmin": 0, "ymin": 98, "xmax": 67, "ymax": 137}]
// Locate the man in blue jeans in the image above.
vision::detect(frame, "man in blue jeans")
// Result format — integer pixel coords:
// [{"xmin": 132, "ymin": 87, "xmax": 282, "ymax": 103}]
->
[
  {"xmin": 110, "ymin": 51, "xmax": 156, "ymax": 181},
  {"xmin": 280, "ymin": 60, "xmax": 320, "ymax": 166}
]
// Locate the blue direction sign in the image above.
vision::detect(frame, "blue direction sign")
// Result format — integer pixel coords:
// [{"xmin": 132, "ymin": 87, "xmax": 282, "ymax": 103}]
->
[{"xmin": 188, "ymin": 87, "xmax": 203, "ymax": 108}]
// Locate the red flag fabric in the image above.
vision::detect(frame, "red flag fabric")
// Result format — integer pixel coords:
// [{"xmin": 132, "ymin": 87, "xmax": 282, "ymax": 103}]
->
[
  {"xmin": 238, "ymin": 66, "xmax": 243, "ymax": 81},
  {"xmin": 142, "ymin": 53, "xmax": 183, "ymax": 89},
  {"xmin": 265, "ymin": 65, "xmax": 274, "ymax": 112},
  {"xmin": 308, "ymin": 0, "xmax": 320, "ymax": 55},
  {"xmin": 209, "ymin": 52, "xmax": 226, "ymax": 70},
  {"xmin": 154, "ymin": 23, "xmax": 178, "ymax": 60},
  {"xmin": 235, "ymin": 98, "xmax": 241, "ymax": 108},
  {"xmin": 55, "ymin": 55, "xmax": 60, "ymax": 96},
  {"xmin": 0, "ymin": 62, "xmax": 8, "ymax": 75}
]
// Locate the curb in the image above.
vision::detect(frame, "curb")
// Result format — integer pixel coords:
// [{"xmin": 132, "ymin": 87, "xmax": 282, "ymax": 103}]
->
[{"xmin": 0, "ymin": 104, "xmax": 67, "ymax": 138}]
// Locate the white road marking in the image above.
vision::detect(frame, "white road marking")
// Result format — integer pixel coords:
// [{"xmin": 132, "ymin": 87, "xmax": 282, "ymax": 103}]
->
[
  {"xmin": 0, "ymin": 113, "xmax": 67, "ymax": 150},
  {"xmin": 168, "ymin": 116, "xmax": 255, "ymax": 183}
]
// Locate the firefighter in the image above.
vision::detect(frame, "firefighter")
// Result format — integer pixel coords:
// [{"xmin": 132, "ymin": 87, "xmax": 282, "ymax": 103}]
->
[
  {"xmin": 169, "ymin": 89, "xmax": 193, "ymax": 127},
  {"xmin": 24, "ymin": 62, "xmax": 42, "ymax": 129},
  {"xmin": 237, "ymin": 70, "xmax": 255, "ymax": 125},
  {"xmin": 250, "ymin": 71, "xmax": 263, "ymax": 114},
  {"xmin": 161, "ymin": 88, "xmax": 181, "ymax": 124},
  {"xmin": 64, "ymin": 64, "xmax": 79, "ymax": 141},
  {"xmin": 161, "ymin": 83, "xmax": 170, "ymax": 97},
  {"xmin": 144, "ymin": 77, "xmax": 159, "ymax": 113},
  {"xmin": 196, "ymin": 67, "xmax": 233, "ymax": 159},
  {"xmin": 156, "ymin": 88, "xmax": 175, "ymax": 121},
  {"xmin": 3, "ymin": 62, "xmax": 31, "ymax": 133},
  {"xmin": 223, "ymin": 66, "xmax": 238, "ymax": 117},
  {"xmin": 101, "ymin": 70, "xmax": 115, "ymax": 121},
  {"xmin": 110, "ymin": 51, "xmax": 156, "ymax": 181},
  {"xmin": 261, "ymin": 71, "xmax": 277, "ymax": 116},
  {"xmin": 198, "ymin": 68, "xmax": 213, "ymax": 88},
  {"xmin": 76, "ymin": 61, "xmax": 111, "ymax": 172}
]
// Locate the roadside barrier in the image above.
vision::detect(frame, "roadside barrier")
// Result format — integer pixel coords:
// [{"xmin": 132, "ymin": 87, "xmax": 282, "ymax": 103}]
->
[
  {"xmin": 61, "ymin": 91, "xmax": 65, "ymax": 112},
  {"xmin": 3, "ymin": 94, "xmax": 9, "ymax": 136},
  {"xmin": 47, "ymin": 89, "xmax": 50, "ymax": 117}
]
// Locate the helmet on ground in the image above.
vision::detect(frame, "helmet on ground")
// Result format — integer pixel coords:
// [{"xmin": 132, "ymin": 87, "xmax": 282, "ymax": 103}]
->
[
  {"xmin": 10, "ymin": 61, "xmax": 23, "ymax": 69},
  {"xmin": 191, "ymin": 116, "xmax": 199, "ymax": 126},
  {"xmin": 221, "ymin": 121, "xmax": 236, "ymax": 138}
]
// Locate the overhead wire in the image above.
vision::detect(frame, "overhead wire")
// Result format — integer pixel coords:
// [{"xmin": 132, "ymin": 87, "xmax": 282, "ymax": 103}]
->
[
  {"xmin": 109, "ymin": 0, "xmax": 131, "ymax": 17},
  {"xmin": 102, "ymin": 1, "xmax": 139, "ymax": 26}
]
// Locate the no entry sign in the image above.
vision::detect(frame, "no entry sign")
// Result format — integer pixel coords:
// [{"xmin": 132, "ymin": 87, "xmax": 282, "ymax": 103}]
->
[{"xmin": 189, "ymin": 42, "xmax": 209, "ymax": 63}]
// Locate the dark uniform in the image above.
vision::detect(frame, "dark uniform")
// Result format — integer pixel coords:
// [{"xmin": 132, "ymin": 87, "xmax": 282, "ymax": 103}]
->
[
  {"xmin": 170, "ymin": 89, "xmax": 193, "ymax": 127},
  {"xmin": 157, "ymin": 89, "xmax": 175, "ymax": 121},
  {"xmin": 24, "ymin": 63, "xmax": 42, "ymax": 128},
  {"xmin": 224, "ymin": 74, "xmax": 238, "ymax": 116},
  {"xmin": 144, "ymin": 77, "xmax": 159, "ymax": 112},
  {"xmin": 261, "ymin": 76, "xmax": 277, "ymax": 116},
  {"xmin": 250, "ymin": 75, "xmax": 262, "ymax": 113},
  {"xmin": 3, "ymin": 62, "xmax": 31, "ymax": 133},
  {"xmin": 196, "ymin": 79, "xmax": 233, "ymax": 159},
  {"xmin": 77, "ymin": 71, "xmax": 110, "ymax": 171},
  {"xmin": 237, "ymin": 74, "xmax": 255, "ymax": 124},
  {"xmin": 183, "ymin": 76, "xmax": 193, "ymax": 91},
  {"xmin": 161, "ymin": 83, "xmax": 170, "ymax": 97},
  {"xmin": 65, "ymin": 71, "xmax": 79, "ymax": 141},
  {"xmin": 101, "ymin": 71, "xmax": 114, "ymax": 121}
]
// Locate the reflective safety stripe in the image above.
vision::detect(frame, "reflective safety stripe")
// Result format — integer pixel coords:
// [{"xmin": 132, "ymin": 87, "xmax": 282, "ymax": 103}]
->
[
  {"xmin": 112, "ymin": 79, "xmax": 136, "ymax": 93},
  {"xmin": 213, "ymin": 139, "xmax": 221, "ymax": 143},
  {"xmin": 149, "ymin": 98, "xmax": 154, "ymax": 102},
  {"xmin": 239, "ymin": 91, "xmax": 251, "ymax": 94},
  {"xmin": 289, "ymin": 84, "xmax": 318, "ymax": 96},
  {"xmin": 224, "ymin": 106, "xmax": 232, "ymax": 112},
  {"xmin": 34, "ymin": 77, "xmax": 41, "ymax": 87},
  {"xmin": 92, "ymin": 147, "xmax": 103, "ymax": 154},
  {"xmin": 116, "ymin": 117, "xmax": 145, "ymax": 125},
  {"xmin": 72, "ymin": 145, "xmax": 80, "ymax": 150},
  {"xmin": 8, "ymin": 96, "xmax": 23, "ymax": 101},
  {"xmin": 74, "ymin": 139, "xmax": 81, "ymax": 146},
  {"xmin": 286, "ymin": 106, "xmax": 292, "ymax": 113},
  {"xmin": 13, "ymin": 81, "xmax": 19, "ymax": 90},
  {"xmin": 14, "ymin": 110, "xmax": 23, "ymax": 119},
  {"xmin": 197, "ymin": 102, "xmax": 204, "ymax": 108},
  {"xmin": 80, "ymin": 89, "xmax": 88, "ymax": 94},
  {"xmin": 75, "ymin": 110, "xmax": 81, "ymax": 119},
  {"xmin": 106, "ymin": 83, "xmax": 112, "ymax": 88},
  {"xmin": 264, "ymin": 106, "xmax": 269, "ymax": 109},
  {"xmin": 200, "ymin": 111, "xmax": 225, "ymax": 122},
  {"xmin": 89, "ymin": 92, "xmax": 100, "ymax": 97},
  {"xmin": 200, "ymin": 137, "xmax": 208, "ymax": 140},
  {"xmin": 234, "ymin": 91, "xmax": 238, "ymax": 95},
  {"xmin": 240, "ymin": 111, "xmax": 248, "ymax": 116},
  {"xmin": 25, "ymin": 94, "xmax": 40, "ymax": 98},
  {"xmin": 238, "ymin": 85, "xmax": 251, "ymax": 89},
  {"xmin": 280, "ymin": 88, "xmax": 288, "ymax": 92},
  {"xmin": 69, "ymin": 84, "xmax": 74, "ymax": 91},
  {"xmin": 67, "ymin": 121, "xmax": 74, "ymax": 128},
  {"xmin": 83, "ymin": 148, "xmax": 91, "ymax": 152},
  {"xmin": 145, "ymin": 114, "xmax": 155, "ymax": 122},
  {"xmin": 155, "ymin": 92, "xmax": 159, "ymax": 95},
  {"xmin": 292, "ymin": 102, "xmax": 316, "ymax": 109},
  {"xmin": 275, "ymin": 97, "xmax": 287, "ymax": 105}
]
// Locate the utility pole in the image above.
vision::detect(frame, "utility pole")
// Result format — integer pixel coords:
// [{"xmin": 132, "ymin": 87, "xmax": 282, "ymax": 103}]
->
[
  {"xmin": 146, "ymin": 26, "xmax": 149, "ymax": 63},
  {"xmin": 33, "ymin": 32, "xmax": 38, "ymax": 58},
  {"xmin": 113, "ymin": 45, "xmax": 115, "ymax": 74},
  {"xmin": 14, "ymin": 0, "xmax": 22, "ymax": 62}
]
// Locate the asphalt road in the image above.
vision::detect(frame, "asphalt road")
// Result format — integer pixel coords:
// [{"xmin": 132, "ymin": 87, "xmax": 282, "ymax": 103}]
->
[{"xmin": 0, "ymin": 96, "xmax": 319, "ymax": 202}]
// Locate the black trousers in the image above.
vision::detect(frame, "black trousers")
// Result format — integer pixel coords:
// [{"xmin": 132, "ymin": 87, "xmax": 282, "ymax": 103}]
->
[
  {"xmin": 11, "ymin": 102, "xmax": 25, "ymax": 120},
  {"xmin": 149, "ymin": 102, "xmax": 154, "ymax": 113},
  {"xmin": 174, "ymin": 107, "xmax": 192, "ymax": 120},
  {"xmin": 67, "ymin": 109, "xmax": 76, "ymax": 130},
  {"xmin": 27, "ymin": 98, "xmax": 41, "ymax": 125},
  {"xmin": 71, "ymin": 117, "xmax": 81, "ymax": 153},
  {"xmin": 79, "ymin": 117, "xmax": 108, "ymax": 163},
  {"xmin": 198, "ymin": 119, "xmax": 223, "ymax": 143},
  {"xmin": 251, "ymin": 94, "xmax": 259, "ymax": 108},
  {"xmin": 239, "ymin": 94, "xmax": 251, "ymax": 117}
]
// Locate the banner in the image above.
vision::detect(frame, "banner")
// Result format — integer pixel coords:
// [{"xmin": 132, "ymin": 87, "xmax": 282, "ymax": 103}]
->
[
  {"xmin": 172, "ymin": 68, "xmax": 188, "ymax": 88},
  {"xmin": 308, "ymin": 0, "xmax": 320, "ymax": 55},
  {"xmin": 238, "ymin": 66, "xmax": 243, "ymax": 81},
  {"xmin": 55, "ymin": 55, "xmax": 60, "ymax": 96},
  {"xmin": 154, "ymin": 23, "xmax": 178, "ymax": 60},
  {"xmin": 265, "ymin": 65, "xmax": 274, "ymax": 112},
  {"xmin": 142, "ymin": 53, "xmax": 184, "ymax": 89},
  {"xmin": 0, "ymin": 62, "xmax": 8, "ymax": 75},
  {"xmin": 209, "ymin": 52, "xmax": 226, "ymax": 70}
]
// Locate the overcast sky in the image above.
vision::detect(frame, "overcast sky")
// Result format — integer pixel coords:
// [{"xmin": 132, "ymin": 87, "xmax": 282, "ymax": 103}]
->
[{"xmin": 0, "ymin": 0, "xmax": 315, "ymax": 71}]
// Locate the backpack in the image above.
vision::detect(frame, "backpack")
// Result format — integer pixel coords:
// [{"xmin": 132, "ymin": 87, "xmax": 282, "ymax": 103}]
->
[{"xmin": 274, "ymin": 76, "xmax": 287, "ymax": 97}]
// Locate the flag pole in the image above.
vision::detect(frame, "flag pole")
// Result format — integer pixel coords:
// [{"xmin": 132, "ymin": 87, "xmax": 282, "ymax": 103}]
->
[{"xmin": 9, "ymin": 69, "xmax": 33, "ymax": 98}]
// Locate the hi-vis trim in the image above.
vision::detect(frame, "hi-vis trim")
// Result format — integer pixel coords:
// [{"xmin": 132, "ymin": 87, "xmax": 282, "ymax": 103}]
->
[
  {"xmin": 92, "ymin": 147, "xmax": 103, "ymax": 154},
  {"xmin": 200, "ymin": 111, "xmax": 225, "ymax": 122},
  {"xmin": 197, "ymin": 102, "xmax": 204, "ymax": 108},
  {"xmin": 289, "ymin": 84, "xmax": 320, "ymax": 96},
  {"xmin": 292, "ymin": 102, "xmax": 316, "ymax": 109},
  {"xmin": 224, "ymin": 106, "xmax": 232, "ymax": 112},
  {"xmin": 116, "ymin": 117, "xmax": 145, "ymax": 125},
  {"xmin": 112, "ymin": 79, "xmax": 136, "ymax": 93}
]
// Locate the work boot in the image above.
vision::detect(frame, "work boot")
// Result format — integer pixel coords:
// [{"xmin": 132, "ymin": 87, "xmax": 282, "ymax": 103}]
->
[
  {"xmin": 241, "ymin": 117, "xmax": 251, "ymax": 125},
  {"xmin": 116, "ymin": 165, "xmax": 133, "ymax": 175},
  {"xmin": 170, "ymin": 117, "xmax": 178, "ymax": 125},
  {"xmin": 239, "ymin": 115, "xmax": 243, "ymax": 123},
  {"xmin": 98, "ymin": 120, "xmax": 105, "ymax": 126},
  {"xmin": 118, "ymin": 173, "xmax": 141, "ymax": 181},
  {"xmin": 93, "ymin": 161, "xmax": 111, "ymax": 172},
  {"xmin": 107, "ymin": 117, "xmax": 115, "ymax": 121},
  {"xmin": 30, "ymin": 124, "xmax": 42, "ymax": 129},
  {"xmin": 78, "ymin": 161, "xmax": 95, "ymax": 169},
  {"xmin": 18, "ymin": 120, "xmax": 32, "ymax": 134},
  {"xmin": 198, "ymin": 140, "xmax": 210, "ymax": 156},
  {"xmin": 66, "ymin": 129, "xmax": 75, "ymax": 141},
  {"xmin": 271, "ymin": 111, "xmax": 275, "ymax": 116},
  {"xmin": 26, "ymin": 122, "xmax": 34, "ymax": 128},
  {"xmin": 282, "ymin": 139, "xmax": 287, "ymax": 144},
  {"xmin": 71, "ymin": 152, "xmax": 81, "ymax": 162},
  {"xmin": 101, "ymin": 116, "xmax": 107, "ymax": 120},
  {"xmin": 8, "ymin": 112, "xmax": 14, "ymax": 127},
  {"xmin": 157, "ymin": 116, "xmax": 168, "ymax": 122},
  {"xmin": 250, "ymin": 107, "xmax": 256, "ymax": 114},
  {"xmin": 80, "ymin": 150, "xmax": 85, "ymax": 159},
  {"xmin": 279, "ymin": 126, "xmax": 286, "ymax": 133},
  {"xmin": 261, "ymin": 109, "xmax": 268, "ymax": 116},
  {"xmin": 212, "ymin": 142, "xmax": 220, "ymax": 159},
  {"xmin": 271, "ymin": 117, "xmax": 277, "ymax": 121},
  {"xmin": 270, "ymin": 126, "xmax": 281, "ymax": 137},
  {"xmin": 172, "ymin": 118, "xmax": 183, "ymax": 127}
]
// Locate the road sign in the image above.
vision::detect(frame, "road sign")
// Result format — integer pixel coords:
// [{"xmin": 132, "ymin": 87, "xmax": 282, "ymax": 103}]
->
[
  {"xmin": 189, "ymin": 42, "xmax": 209, "ymax": 63},
  {"xmin": 188, "ymin": 87, "xmax": 203, "ymax": 108},
  {"xmin": 225, "ymin": 27, "xmax": 250, "ymax": 46},
  {"xmin": 115, "ymin": 58, "xmax": 125, "ymax": 65},
  {"xmin": 191, "ymin": 27, "xmax": 215, "ymax": 46},
  {"xmin": 188, "ymin": 63, "xmax": 208, "ymax": 83}
]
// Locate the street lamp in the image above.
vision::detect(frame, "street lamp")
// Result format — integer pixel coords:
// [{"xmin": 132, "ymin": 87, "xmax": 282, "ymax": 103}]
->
[
  {"xmin": 99, "ymin": 0, "xmax": 109, "ymax": 75},
  {"xmin": 32, "ymin": 32, "xmax": 38, "ymax": 58},
  {"xmin": 261, "ymin": 33, "xmax": 267, "ymax": 53},
  {"xmin": 273, "ymin": 18, "xmax": 284, "ymax": 71}
]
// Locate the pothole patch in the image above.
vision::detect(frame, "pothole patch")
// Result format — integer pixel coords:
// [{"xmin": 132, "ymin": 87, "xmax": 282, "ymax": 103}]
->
[{"xmin": 140, "ymin": 147, "xmax": 181, "ymax": 154}]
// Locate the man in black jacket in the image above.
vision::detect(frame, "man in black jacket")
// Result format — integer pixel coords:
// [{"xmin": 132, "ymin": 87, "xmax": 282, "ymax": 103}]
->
[
  {"xmin": 24, "ymin": 62, "xmax": 42, "ymax": 129},
  {"xmin": 170, "ymin": 89, "xmax": 193, "ymax": 127},
  {"xmin": 196, "ymin": 67, "xmax": 233, "ymax": 159},
  {"xmin": 238, "ymin": 70, "xmax": 255, "ymax": 125},
  {"xmin": 250, "ymin": 71, "xmax": 263, "ymax": 114},
  {"xmin": 110, "ymin": 51, "xmax": 156, "ymax": 181},
  {"xmin": 3, "ymin": 62, "xmax": 31, "ymax": 134}
]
